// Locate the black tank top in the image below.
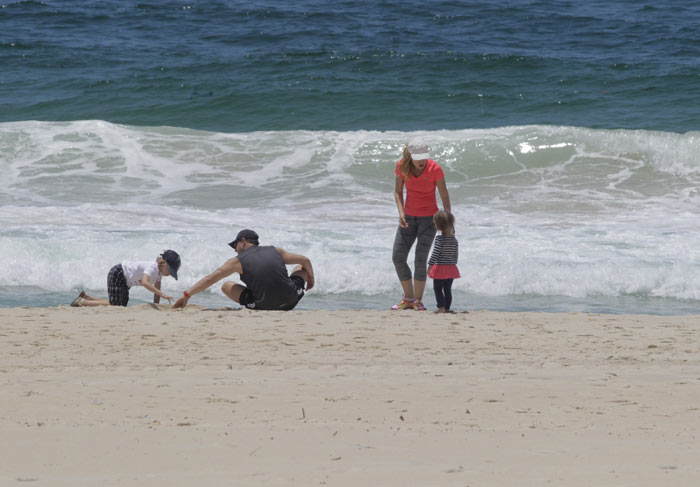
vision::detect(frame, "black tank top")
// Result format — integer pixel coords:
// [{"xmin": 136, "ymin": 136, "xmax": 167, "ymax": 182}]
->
[{"xmin": 237, "ymin": 245, "xmax": 298, "ymax": 310}]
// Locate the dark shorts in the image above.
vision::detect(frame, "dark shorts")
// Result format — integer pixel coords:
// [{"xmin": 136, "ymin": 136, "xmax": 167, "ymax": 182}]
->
[
  {"xmin": 239, "ymin": 275, "xmax": 305, "ymax": 310},
  {"xmin": 107, "ymin": 264, "xmax": 129, "ymax": 306}
]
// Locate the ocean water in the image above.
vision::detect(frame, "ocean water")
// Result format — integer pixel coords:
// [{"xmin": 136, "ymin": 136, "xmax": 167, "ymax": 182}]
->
[
  {"xmin": 3, "ymin": 1, "xmax": 700, "ymax": 132},
  {"xmin": 2, "ymin": 1, "xmax": 700, "ymax": 313}
]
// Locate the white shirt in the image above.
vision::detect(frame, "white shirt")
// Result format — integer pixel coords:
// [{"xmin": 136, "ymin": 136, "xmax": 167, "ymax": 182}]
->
[{"xmin": 121, "ymin": 261, "xmax": 162, "ymax": 288}]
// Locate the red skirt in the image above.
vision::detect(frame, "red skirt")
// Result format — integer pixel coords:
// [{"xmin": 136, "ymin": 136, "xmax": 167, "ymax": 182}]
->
[{"xmin": 429, "ymin": 264, "xmax": 460, "ymax": 280}]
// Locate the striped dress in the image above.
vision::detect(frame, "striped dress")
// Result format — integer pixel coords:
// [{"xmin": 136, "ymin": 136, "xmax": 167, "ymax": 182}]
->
[{"xmin": 428, "ymin": 234, "xmax": 461, "ymax": 279}]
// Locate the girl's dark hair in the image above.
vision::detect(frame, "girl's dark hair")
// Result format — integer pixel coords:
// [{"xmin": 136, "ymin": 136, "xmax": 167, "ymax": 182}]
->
[{"xmin": 433, "ymin": 209, "xmax": 455, "ymax": 234}]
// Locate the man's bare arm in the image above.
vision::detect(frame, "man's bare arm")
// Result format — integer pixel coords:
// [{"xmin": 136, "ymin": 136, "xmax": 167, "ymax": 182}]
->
[{"xmin": 173, "ymin": 258, "xmax": 242, "ymax": 308}]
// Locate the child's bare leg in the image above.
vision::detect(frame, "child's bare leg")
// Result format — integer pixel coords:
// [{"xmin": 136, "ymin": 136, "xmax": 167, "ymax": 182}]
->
[
  {"xmin": 78, "ymin": 290, "xmax": 106, "ymax": 302},
  {"xmin": 79, "ymin": 298, "xmax": 111, "ymax": 306}
]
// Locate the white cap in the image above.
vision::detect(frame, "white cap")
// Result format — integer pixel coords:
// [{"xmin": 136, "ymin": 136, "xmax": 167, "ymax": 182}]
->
[{"xmin": 407, "ymin": 142, "xmax": 430, "ymax": 160}]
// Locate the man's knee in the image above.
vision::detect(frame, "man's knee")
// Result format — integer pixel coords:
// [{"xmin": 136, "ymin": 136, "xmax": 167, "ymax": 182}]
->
[
  {"xmin": 290, "ymin": 265, "xmax": 307, "ymax": 280},
  {"xmin": 221, "ymin": 281, "xmax": 244, "ymax": 303}
]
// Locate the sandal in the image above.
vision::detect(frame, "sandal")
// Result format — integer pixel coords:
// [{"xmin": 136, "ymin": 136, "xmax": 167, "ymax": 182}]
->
[
  {"xmin": 391, "ymin": 298, "xmax": 415, "ymax": 310},
  {"xmin": 70, "ymin": 296, "xmax": 83, "ymax": 307},
  {"xmin": 413, "ymin": 301, "xmax": 427, "ymax": 311}
]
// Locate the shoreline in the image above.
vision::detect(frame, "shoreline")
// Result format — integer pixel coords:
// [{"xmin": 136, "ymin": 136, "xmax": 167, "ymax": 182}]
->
[
  {"xmin": 3, "ymin": 289, "xmax": 700, "ymax": 316},
  {"xmin": 2, "ymin": 306, "xmax": 699, "ymax": 485}
]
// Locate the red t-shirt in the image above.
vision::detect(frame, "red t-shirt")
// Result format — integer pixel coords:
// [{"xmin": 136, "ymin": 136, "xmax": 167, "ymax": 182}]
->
[{"xmin": 395, "ymin": 159, "xmax": 445, "ymax": 217}]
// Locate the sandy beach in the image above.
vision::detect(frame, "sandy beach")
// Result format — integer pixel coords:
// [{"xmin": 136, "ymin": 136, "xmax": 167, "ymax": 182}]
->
[{"xmin": 1, "ymin": 305, "xmax": 699, "ymax": 486}]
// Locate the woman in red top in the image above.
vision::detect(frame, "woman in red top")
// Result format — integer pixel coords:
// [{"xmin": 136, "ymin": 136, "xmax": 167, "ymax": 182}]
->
[{"xmin": 391, "ymin": 142, "xmax": 451, "ymax": 311}]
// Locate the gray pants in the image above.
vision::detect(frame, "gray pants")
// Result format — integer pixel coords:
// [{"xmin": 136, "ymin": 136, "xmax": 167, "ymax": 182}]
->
[{"xmin": 392, "ymin": 215, "xmax": 437, "ymax": 282}]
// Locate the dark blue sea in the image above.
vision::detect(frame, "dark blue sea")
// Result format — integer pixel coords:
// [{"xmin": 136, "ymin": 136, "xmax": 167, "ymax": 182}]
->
[
  {"xmin": 3, "ymin": 0, "xmax": 700, "ymax": 132},
  {"xmin": 2, "ymin": 0, "xmax": 700, "ymax": 313}
]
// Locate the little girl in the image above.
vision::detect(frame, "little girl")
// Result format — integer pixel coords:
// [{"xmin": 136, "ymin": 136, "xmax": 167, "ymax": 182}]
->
[
  {"xmin": 71, "ymin": 250, "xmax": 181, "ymax": 307},
  {"xmin": 428, "ymin": 210, "xmax": 460, "ymax": 313}
]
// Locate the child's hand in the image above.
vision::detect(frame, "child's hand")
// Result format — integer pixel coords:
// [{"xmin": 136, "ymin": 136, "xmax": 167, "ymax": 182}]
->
[{"xmin": 161, "ymin": 294, "xmax": 174, "ymax": 303}]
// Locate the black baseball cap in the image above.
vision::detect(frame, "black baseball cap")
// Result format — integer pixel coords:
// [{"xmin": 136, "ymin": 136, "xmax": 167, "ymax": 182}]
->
[
  {"xmin": 161, "ymin": 250, "xmax": 181, "ymax": 280},
  {"xmin": 229, "ymin": 229, "xmax": 259, "ymax": 249}
]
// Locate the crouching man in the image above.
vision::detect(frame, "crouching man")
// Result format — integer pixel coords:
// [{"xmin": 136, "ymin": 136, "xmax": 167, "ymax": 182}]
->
[{"xmin": 173, "ymin": 229, "xmax": 314, "ymax": 310}]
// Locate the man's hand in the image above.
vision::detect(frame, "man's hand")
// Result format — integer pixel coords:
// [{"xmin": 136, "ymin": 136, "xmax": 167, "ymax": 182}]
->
[
  {"xmin": 305, "ymin": 272, "xmax": 315, "ymax": 291},
  {"xmin": 173, "ymin": 296, "xmax": 189, "ymax": 309}
]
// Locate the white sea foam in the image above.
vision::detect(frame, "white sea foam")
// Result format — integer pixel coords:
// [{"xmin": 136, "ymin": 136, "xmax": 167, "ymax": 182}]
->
[{"xmin": 2, "ymin": 121, "xmax": 700, "ymax": 309}]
